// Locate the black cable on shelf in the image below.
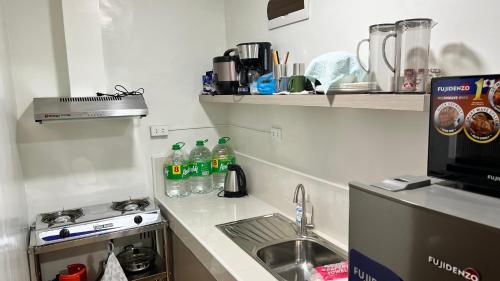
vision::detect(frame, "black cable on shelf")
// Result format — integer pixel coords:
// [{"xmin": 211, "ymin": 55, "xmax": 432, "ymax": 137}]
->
[{"xmin": 96, "ymin": 84, "xmax": 145, "ymax": 97}]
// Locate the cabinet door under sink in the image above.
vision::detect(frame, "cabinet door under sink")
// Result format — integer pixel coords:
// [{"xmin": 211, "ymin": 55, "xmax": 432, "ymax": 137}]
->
[{"xmin": 172, "ymin": 233, "xmax": 217, "ymax": 281}]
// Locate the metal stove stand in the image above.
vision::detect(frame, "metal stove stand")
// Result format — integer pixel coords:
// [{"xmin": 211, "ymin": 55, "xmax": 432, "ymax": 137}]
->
[{"xmin": 28, "ymin": 220, "xmax": 172, "ymax": 281}]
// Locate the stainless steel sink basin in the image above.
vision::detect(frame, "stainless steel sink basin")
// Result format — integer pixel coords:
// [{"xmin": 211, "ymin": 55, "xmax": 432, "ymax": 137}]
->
[
  {"xmin": 217, "ymin": 214, "xmax": 347, "ymax": 281},
  {"xmin": 257, "ymin": 239, "xmax": 345, "ymax": 281}
]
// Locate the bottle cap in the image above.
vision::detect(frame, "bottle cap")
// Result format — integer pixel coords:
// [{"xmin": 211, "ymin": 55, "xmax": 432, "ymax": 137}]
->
[
  {"xmin": 218, "ymin": 137, "xmax": 231, "ymax": 144},
  {"xmin": 196, "ymin": 139, "xmax": 208, "ymax": 146},
  {"xmin": 172, "ymin": 142, "xmax": 185, "ymax": 150}
]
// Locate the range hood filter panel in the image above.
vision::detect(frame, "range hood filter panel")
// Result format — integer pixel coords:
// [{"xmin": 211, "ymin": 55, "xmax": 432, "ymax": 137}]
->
[{"xmin": 33, "ymin": 95, "xmax": 148, "ymax": 123}]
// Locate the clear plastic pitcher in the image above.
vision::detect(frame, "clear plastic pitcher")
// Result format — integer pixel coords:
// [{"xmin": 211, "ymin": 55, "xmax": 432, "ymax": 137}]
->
[
  {"xmin": 382, "ymin": 18, "xmax": 437, "ymax": 93},
  {"xmin": 357, "ymin": 23, "xmax": 396, "ymax": 92}
]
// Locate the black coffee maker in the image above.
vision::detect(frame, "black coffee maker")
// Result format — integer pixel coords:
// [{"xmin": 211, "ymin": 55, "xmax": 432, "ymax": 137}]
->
[{"xmin": 236, "ymin": 42, "xmax": 272, "ymax": 95}]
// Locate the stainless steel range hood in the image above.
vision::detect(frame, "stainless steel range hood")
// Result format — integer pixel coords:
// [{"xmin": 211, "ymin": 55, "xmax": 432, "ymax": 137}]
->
[{"xmin": 33, "ymin": 95, "xmax": 148, "ymax": 123}]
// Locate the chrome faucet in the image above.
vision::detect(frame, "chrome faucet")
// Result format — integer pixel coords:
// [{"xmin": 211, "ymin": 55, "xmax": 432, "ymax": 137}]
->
[{"xmin": 293, "ymin": 184, "xmax": 314, "ymax": 237}]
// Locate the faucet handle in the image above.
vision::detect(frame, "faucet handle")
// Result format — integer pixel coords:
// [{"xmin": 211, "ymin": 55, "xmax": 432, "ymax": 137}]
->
[{"xmin": 306, "ymin": 205, "xmax": 315, "ymax": 229}]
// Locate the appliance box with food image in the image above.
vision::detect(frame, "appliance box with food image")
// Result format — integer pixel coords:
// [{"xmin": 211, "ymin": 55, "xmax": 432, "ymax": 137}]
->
[{"xmin": 428, "ymin": 74, "xmax": 500, "ymax": 195}]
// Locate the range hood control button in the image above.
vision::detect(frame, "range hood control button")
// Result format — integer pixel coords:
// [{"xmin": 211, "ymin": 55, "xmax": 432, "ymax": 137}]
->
[{"xmin": 134, "ymin": 215, "xmax": 143, "ymax": 225}]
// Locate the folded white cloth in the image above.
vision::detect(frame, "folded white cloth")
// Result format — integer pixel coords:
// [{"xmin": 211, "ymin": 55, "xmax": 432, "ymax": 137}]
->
[
  {"xmin": 101, "ymin": 253, "xmax": 128, "ymax": 281},
  {"xmin": 305, "ymin": 51, "xmax": 367, "ymax": 93}
]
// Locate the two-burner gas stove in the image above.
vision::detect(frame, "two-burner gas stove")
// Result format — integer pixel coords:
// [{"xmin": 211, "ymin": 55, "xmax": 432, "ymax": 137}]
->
[{"xmin": 33, "ymin": 198, "xmax": 162, "ymax": 246}]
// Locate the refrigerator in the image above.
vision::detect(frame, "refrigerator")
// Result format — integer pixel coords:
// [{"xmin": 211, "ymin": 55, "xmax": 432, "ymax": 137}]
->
[{"xmin": 348, "ymin": 181, "xmax": 500, "ymax": 281}]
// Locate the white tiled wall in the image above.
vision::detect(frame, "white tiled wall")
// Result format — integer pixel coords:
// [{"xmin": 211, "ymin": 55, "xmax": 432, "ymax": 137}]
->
[
  {"xmin": 236, "ymin": 153, "xmax": 349, "ymax": 249},
  {"xmin": 221, "ymin": 105, "xmax": 430, "ymax": 246},
  {"xmin": 226, "ymin": 106, "xmax": 429, "ymax": 186}
]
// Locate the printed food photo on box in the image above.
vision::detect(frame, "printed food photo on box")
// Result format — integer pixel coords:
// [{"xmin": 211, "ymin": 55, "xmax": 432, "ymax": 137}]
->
[
  {"xmin": 428, "ymin": 74, "xmax": 500, "ymax": 192},
  {"xmin": 432, "ymin": 75, "xmax": 500, "ymax": 144}
]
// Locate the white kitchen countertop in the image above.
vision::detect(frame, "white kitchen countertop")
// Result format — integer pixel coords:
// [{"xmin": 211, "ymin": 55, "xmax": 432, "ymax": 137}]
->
[
  {"xmin": 155, "ymin": 190, "xmax": 347, "ymax": 281},
  {"xmin": 155, "ymin": 192, "xmax": 281, "ymax": 281}
]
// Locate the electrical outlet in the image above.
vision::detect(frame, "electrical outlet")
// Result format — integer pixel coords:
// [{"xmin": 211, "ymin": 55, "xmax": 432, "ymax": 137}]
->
[
  {"xmin": 150, "ymin": 125, "xmax": 169, "ymax": 137},
  {"xmin": 271, "ymin": 127, "xmax": 283, "ymax": 143}
]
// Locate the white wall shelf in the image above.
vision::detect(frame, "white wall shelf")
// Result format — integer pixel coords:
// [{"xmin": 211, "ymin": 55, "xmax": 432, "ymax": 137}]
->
[{"xmin": 199, "ymin": 94, "xmax": 430, "ymax": 112}]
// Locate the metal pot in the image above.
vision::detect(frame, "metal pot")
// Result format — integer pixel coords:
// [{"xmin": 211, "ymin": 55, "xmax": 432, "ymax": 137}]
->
[
  {"xmin": 117, "ymin": 245, "xmax": 156, "ymax": 273},
  {"xmin": 213, "ymin": 48, "xmax": 240, "ymax": 95}
]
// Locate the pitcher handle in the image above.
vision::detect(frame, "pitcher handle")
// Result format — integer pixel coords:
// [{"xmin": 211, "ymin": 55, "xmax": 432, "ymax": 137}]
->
[
  {"xmin": 382, "ymin": 33, "xmax": 396, "ymax": 73},
  {"xmin": 356, "ymin": 39, "xmax": 370, "ymax": 72}
]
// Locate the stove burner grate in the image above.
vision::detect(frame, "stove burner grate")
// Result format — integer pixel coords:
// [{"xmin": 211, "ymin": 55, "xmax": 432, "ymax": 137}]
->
[
  {"xmin": 41, "ymin": 209, "xmax": 84, "ymax": 226},
  {"xmin": 112, "ymin": 198, "xmax": 150, "ymax": 212}
]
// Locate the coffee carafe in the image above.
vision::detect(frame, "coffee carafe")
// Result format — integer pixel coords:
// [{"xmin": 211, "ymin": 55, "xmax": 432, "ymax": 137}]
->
[
  {"xmin": 382, "ymin": 18, "xmax": 437, "ymax": 93},
  {"xmin": 236, "ymin": 42, "xmax": 272, "ymax": 94},
  {"xmin": 357, "ymin": 24, "xmax": 396, "ymax": 92}
]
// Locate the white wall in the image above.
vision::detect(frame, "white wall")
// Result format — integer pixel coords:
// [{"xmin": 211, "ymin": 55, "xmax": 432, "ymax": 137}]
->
[
  {"xmin": 225, "ymin": 0, "xmax": 497, "ymax": 75},
  {"xmin": 4, "ymin": 0, "xmax": 229, "ymax": 222},
  {"xmin": 0, "ymin": 0, "xmax": 30, "ymax": 279},
  {"xmin": 3, "ymin": 0, "xmax": 228, "ymax": 278},
  {"xmin": 223, "ymin": 0, "xmax": 500, "ymax": 244}
]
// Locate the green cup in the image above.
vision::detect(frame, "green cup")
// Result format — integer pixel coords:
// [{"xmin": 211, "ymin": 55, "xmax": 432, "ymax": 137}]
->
[{"xmin": 288, "ymin": 75, "xmax": 306, "ymax": 92}]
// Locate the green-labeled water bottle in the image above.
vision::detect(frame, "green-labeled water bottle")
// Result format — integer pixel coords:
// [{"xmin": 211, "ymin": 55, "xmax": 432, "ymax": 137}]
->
[
  {"xmin": 188, "ymin": 139, "xmax": 213, "ymax": 194},
  {"xmin": 164, "ymin": 142, "xmax": 190, "ymax": 198},
  {"xmin": 211, "ymin": 137, "xmax": 235, "ymax": 191}
]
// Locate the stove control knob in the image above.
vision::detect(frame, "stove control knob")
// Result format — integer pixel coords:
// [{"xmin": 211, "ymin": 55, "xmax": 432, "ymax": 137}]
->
[
  {"xmin": 59, "ymin": 228, "xmax": 70, "ymax": 238},
  {"xmin": 134, "ymin": 215, "xmax": 143, "ymax": 225}
]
